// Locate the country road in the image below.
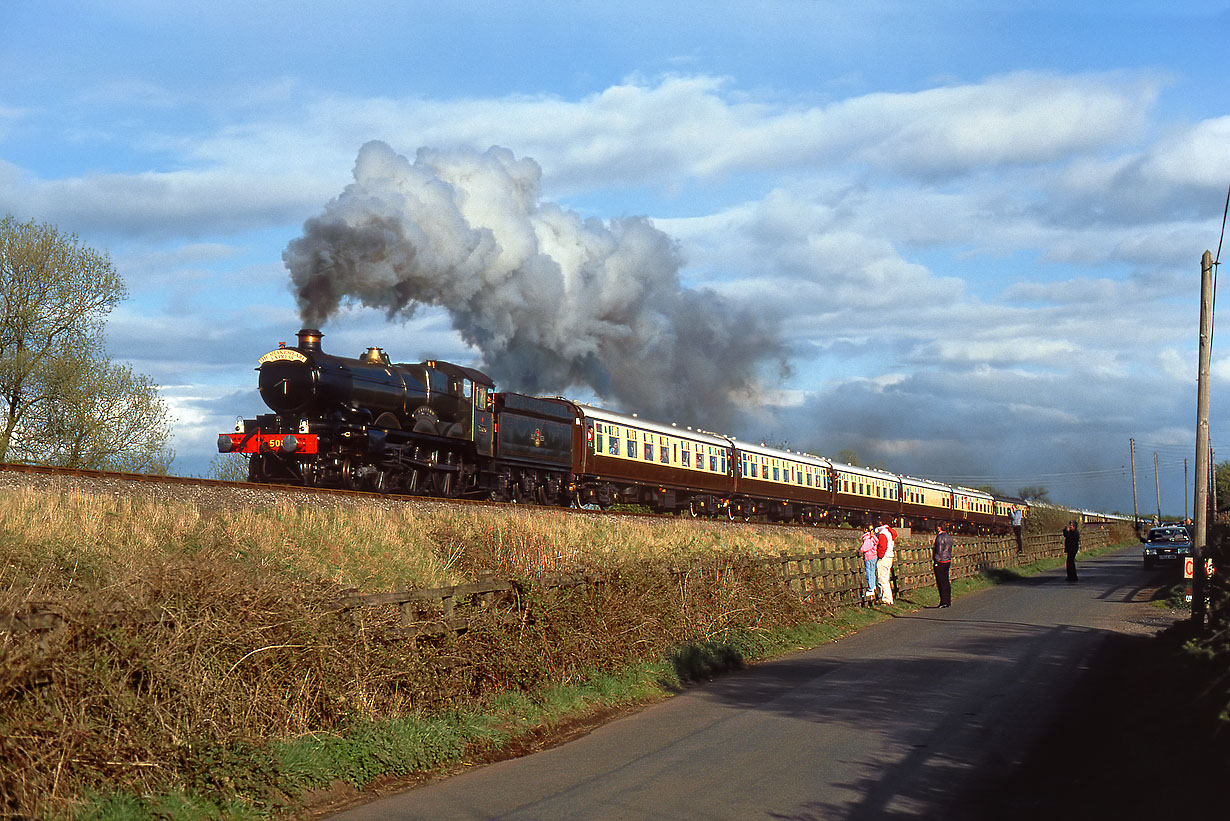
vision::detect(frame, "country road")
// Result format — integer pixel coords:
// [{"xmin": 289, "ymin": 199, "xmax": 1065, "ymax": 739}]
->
[{"xmin": 330, "ymin": 545, "xmax": 1182, "ymax": 820}]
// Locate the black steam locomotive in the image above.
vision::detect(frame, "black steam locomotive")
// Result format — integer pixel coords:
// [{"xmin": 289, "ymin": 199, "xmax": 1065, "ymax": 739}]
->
[
  {"xmin": 219, "ymin": 328, "xmax": 573, "ymax": 502},
  {"xmin": 220, "ymin": 329, "xmax": 1028, "ymax": 532}
]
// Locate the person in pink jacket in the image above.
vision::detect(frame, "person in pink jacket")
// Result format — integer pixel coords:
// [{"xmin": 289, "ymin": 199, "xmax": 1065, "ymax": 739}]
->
[{"xmin": 858, "ymin": 526, "xmax": 879, "ymax": 599}]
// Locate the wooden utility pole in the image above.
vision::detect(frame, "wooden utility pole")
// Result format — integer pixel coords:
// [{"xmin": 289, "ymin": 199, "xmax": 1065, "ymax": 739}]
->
[
  {"xmin": 1154, "ymin": 451, "xmax": 1162, "ymax": 522},
  {"xmin": 1130, "ymin": 438, "xmax": 1139, "ymax": 528},
  {"xmin": 1193, "ymin": 250, "xmax": 1213, "ymax": 626},
  {"xmin": 1185, "ymin": 458, "xmax": 1189, "ymax": 520}
]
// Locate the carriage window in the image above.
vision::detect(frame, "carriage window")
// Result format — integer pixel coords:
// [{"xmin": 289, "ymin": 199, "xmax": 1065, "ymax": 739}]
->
[
  {"xmin": 595, "ymin": 429, "xmax": 604, "ymax": 453},
  {"xmin": 682, "ymin": 448, "xmax": 691, "ymax": 468},
  {"xmin": 628, "ymin": 440, "xmax": 638, "ymax": 459},
  {"xmin": 773, "ymin": 466, "xmax": 780, "ymax": 481},
  {"xmin": 660, "ymin": 444, "xmax": 669, "ymax": 463},
  {"xmin": 644, "ymin": 434, "xmax": 654, "ymax": 460},
  {"xmin": 609, "ymin": 436, "xmax": 619, "ymax": 456}
]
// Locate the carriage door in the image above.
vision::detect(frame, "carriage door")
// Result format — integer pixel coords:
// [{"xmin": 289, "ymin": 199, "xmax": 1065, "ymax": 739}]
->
[{"xmin": 471, "ymin": 381, "xmax": 494, "ymax": 457}]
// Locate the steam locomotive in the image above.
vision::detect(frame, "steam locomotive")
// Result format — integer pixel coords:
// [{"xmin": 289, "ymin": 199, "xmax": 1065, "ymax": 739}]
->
[{"xmin": 219, "ymin": 329, "xmax": 1027, "ymax": 533}]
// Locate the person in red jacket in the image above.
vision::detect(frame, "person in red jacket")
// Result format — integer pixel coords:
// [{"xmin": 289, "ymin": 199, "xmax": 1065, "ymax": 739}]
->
[{"xmin": 874, "ymin": 520, "xmax": 898, "ymax": 604}]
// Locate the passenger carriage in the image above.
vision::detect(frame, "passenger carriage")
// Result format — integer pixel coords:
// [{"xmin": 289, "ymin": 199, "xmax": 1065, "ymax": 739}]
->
[
  {"xmin": 900, "ymin": 475, "xmax": 957, "ymax": 531},
  {"xmin": 952, "ymin": 486, "xmax": 997, "ymax": 533},
  {"xmin": 828, "ymin": 461, "xmax": 904, "ymax": 527},
  {"xmin": 571, "ymin": 405, "xmax": 734, "ymax": 514},
  {"xmin": 728, "ymin": 441, "xmax": 832, "ymax": 523}
]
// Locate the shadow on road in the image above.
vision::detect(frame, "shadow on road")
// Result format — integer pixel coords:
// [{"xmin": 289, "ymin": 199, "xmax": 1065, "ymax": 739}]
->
[
  {"xmin": 673, "ymin": 553, "xmax": 1210, "ymax": 820},
  {"xmin": 682, "ymin": 618, "xmax": 1114, "ymax": 819}
]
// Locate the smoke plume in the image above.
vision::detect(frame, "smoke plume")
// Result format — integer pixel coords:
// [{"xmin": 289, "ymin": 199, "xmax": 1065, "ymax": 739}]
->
[{"xmin": 283, "ymin": 140, "xmax": 786, "ymax": 427}]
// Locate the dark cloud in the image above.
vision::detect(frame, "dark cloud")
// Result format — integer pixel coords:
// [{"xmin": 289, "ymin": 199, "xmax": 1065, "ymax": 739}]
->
[
  {"xmin": 742, "ymin": 367, "xmax": 1190, "ymax": 516},
  {"xmin": 283, "ymin": 140, "xmax": 789, "ymax": 429}
]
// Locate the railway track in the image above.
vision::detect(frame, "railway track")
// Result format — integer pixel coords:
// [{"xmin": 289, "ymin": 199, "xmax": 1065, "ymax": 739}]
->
[{"xmin": 0, "ymin": 462, "xmax": 857, "ymax": 536}]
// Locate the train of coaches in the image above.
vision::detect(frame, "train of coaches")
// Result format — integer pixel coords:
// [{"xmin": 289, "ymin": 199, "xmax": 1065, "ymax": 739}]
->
[{"xmin": 221, "ymin": 329, "xmax": 1037, "ymax": 534}]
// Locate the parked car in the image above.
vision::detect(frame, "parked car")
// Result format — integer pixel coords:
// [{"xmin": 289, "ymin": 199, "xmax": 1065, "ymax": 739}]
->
[{"xmin": 1141, "ymin": 526, "xmax": 1193, "ymax": 569}]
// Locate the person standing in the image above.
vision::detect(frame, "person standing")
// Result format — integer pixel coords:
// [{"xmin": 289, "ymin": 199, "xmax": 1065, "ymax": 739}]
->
[
  {"xmin": 1063, "ymin": 520, "xmax": 1080, "ymax": 582},
  {"xmin": 874, "ymin": 520, "xmax": 897, "ymax": 604},
  {"xmin": 932, "ymin": 522, "xmax": 953, "ymax": 607},
  {"xmin": 1011, "ymin": 506, "xmax": 1024, "ymax": 554},
  {"xmin": 858, "ymin": 526, "xmax": 878, "ymax": 600}
]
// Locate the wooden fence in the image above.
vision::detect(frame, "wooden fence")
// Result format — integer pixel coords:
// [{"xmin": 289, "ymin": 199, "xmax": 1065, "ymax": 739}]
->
[
  {"xmin": 332, "ymin": 530, "xmax": 1109, "ymax": 638},
  {"xmin": 775, "ymin": 530, "xmax": 1107, "ymax": 606}
]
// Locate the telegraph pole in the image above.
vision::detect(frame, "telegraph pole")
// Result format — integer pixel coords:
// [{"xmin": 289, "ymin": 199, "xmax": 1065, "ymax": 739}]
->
[
  {"xmin": 1193, "ymin": 250, "xmax": 1213, "ymax": 626},
  {"xmin": 1154, "ymin": 451, "xmax": 1161, "ymax": 522},
  {"xmin": 1130, "ymin": 438, "xmax": 1139, "ymax": 528},
  {"xmin": 1185, "ymin": 458, "xmax": 1189, "ymax": 519}
]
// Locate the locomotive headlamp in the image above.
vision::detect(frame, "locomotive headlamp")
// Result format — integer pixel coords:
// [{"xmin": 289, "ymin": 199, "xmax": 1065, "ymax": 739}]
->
[
  {"xmin": 281, "ymin": 435, "xmax": 300, "ymax": 454},
  {"xmin": 217, "ymin": 435, "xmax": 234, "ymax": 453}
]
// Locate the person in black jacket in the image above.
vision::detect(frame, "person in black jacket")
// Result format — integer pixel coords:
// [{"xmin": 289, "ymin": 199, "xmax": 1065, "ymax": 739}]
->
[
  {"xmin": 1063, "ymin": 521, "xmax": 1080, "ymax": 582},
  {"xmin": 932, "ymin": 522, "xmax": 953, "ymax": 607}
]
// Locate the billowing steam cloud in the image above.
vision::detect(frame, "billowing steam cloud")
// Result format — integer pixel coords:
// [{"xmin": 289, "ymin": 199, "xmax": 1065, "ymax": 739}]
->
[{"xmin": 284, "ymin": 140, "xmax": 786, "ymax": 427}]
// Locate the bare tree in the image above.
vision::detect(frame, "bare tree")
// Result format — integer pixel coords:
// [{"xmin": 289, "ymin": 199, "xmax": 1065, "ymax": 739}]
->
[
  {"xmin": 206, "ymin": 452, "xmax": 250, "ymax": 482},
  {"xmin": 0, "ymin": 215, "xmax": 174, "ymax": 472},
  {"xmin": 1017, "ymin": 485, "xmax": 1051, "ymax": 503}
]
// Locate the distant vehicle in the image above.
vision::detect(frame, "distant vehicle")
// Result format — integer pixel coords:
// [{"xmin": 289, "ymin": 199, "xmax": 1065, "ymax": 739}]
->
[{"xmin": 1141, "ymin": 526, "xmax": 1192, "ymax": 569}]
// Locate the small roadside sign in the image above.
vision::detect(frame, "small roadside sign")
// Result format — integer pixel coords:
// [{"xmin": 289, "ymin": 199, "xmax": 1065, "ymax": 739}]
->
[{"xmin": 1183, "ymin": 557, "xmax": 1215, "ymax": 579}]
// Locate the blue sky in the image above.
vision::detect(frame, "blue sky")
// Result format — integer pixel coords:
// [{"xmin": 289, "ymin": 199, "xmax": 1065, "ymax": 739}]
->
[{"xmin": 2, "ymin": 0, "xmax": 1229, "ymax": 515}]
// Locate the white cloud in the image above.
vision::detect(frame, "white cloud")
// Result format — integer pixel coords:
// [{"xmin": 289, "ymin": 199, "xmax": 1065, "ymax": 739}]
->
[{"xmin": 1137, "ymin": 116, "xmax": 1230, "ymax": 189}]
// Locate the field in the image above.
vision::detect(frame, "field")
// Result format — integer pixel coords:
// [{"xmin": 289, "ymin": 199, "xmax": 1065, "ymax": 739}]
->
[{"xmin": 0, "ymin": 475, "xmax": 1159, "ymax": 818}]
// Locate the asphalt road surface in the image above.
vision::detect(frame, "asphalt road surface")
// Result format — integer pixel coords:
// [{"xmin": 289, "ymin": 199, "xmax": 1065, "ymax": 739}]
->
[{"xmin": 331, "ymin": 545, "xmax": 1177, "ymax": 820}]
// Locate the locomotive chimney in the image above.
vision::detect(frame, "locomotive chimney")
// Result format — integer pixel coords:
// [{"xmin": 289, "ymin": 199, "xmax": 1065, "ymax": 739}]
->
[{"xmin": 297, "ymin": 328, "xmax": 324, "ymax": 352}]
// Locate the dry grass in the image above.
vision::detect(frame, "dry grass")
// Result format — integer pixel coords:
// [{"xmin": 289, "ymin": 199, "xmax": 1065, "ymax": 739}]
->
[
  {"xmin": 1, "ymin": 481, "xmax": 1136, "ymax": 818},
  {"xmin": 0, "ymin": 485, "xmax": 844, "ymax": 818}
]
